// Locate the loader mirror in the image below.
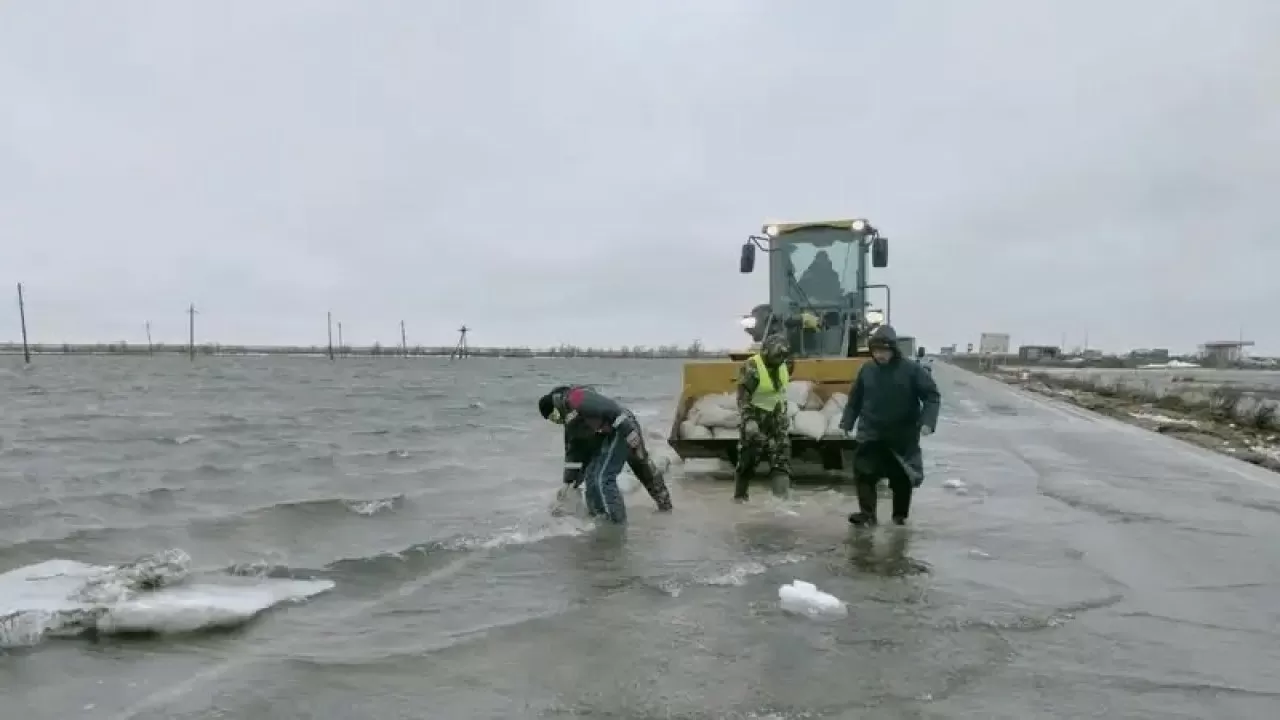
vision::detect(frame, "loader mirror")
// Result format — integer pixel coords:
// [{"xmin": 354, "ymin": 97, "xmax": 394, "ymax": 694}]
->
[
  {"xmin": 739, "ymin": 242, "xmax": 756, "ymax": 273},
  {"xmin": 871, "ymin": 236, "xmax": 888, "ymax": 268},
  {"xmin": 917, "ymin": 347, "xmax": 926, "ymax": 359}
]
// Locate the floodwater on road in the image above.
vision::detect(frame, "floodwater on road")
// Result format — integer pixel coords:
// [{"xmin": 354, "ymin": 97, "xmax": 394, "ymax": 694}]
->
[{"xmin": 2, "ymin": 357, "xmax": 1279, "ymax": 719}]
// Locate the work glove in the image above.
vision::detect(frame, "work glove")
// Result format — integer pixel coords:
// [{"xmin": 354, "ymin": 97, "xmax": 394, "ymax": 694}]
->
[
  {"xmin": 743, "ymin": 419, "xmax": 759, "ymax": 435},
  {"xmin": 919, "ymin": 425, "xmax": 934, "ymax": 437}
]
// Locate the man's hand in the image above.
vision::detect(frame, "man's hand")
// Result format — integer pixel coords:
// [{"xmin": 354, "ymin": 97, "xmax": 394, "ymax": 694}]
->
[
  {"xmin": 920, "ymin": 425, "xmax": 934, "ymax": 437},
  {"xmin": 744, "ymin": 419, "xmax": 759, "ymax": 435}
]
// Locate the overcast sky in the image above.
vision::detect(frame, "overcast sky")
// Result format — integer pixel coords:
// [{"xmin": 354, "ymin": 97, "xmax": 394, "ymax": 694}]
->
[{"xmin": 1, "ymin": 1, "xmax": 1276, "ymax": 353}]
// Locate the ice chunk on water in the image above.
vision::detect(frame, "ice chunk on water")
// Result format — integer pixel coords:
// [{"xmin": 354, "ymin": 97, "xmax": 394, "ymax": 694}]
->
[
  {"xmin": 778, "ymin": 579, "xmax": 847, "ymax": 618},
  {"xmin": 942, "ymin": 478, "xmax": 966, "ymax": 490}
]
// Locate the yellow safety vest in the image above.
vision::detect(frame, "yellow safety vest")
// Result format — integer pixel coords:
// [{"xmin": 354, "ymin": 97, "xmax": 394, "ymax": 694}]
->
[{"xmin": 749, "ymin": 354, "xmax": 789, "ymax": 411}]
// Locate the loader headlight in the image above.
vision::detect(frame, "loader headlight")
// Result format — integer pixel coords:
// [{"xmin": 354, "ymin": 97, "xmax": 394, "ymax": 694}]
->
[
  {"xmin": 850, "ymin": 219, "xmax": 867, "ymax": 232},
  {"xmin": 740, "ymin": 315, "xmax": 757, "ymax": 329},
  {"xmin": 865, "ymin": 309, "xmax": 884, "ymax": 325},
  {"xmin": 765, "ymin": 225, "xmax": 779, "ymax": 237}
]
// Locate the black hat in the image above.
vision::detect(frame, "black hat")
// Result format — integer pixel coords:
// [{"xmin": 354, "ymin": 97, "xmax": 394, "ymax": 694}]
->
[{"xmin": 538, "ymin": 393, "xmax": 555, "ymax": 419}]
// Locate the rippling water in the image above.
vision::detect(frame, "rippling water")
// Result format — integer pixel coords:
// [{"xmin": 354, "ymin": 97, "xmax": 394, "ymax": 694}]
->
[{"xmin": 2, "ymin": 357, "xmax": 1278, "ymax": 718}]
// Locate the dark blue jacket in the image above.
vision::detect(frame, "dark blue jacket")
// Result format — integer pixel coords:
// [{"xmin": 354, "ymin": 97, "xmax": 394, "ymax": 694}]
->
[
  {"xmin": 839, "ymin": 342, "xmax": 941, "ymax": 445},
  {"xmin": 550, "ymin": 385, "xmax": 627, "ymax": 466}
]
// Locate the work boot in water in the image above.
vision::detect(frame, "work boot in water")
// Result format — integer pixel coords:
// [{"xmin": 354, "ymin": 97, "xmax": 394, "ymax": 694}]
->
[
  {"xmin": 733, "ymin": 469, "xmax": 752, "ymax": 502},
  {"xmin": 770, "ymin": 472, "xmax": 791, "ymax": 499},
  {"xmin": 848, "ymin": 480, "xmax": 879, "ymax": 527}
]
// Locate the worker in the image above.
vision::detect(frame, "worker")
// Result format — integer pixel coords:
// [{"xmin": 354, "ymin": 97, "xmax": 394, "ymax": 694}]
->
[
  {"xmin": 538, "ymin": 385, "xmax": 673, "ymax": 523},
  {"xmin": 838, "ymin": 324, "xmax": 941, "ymax": 526},
  {"xmin": 734, "ymin": 334, "xmax": 796, "ymax": 501}
]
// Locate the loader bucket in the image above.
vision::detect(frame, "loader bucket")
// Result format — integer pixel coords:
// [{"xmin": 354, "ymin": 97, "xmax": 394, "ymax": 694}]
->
[{"xmin": 666, "ymin": 356, "xmax": 870, "ymax": 479}]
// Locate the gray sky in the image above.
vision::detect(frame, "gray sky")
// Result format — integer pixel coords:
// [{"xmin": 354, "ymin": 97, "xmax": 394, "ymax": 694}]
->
[{"xmin": 1, "ymin": 1, "xmax": 1277, "ymax": 353}]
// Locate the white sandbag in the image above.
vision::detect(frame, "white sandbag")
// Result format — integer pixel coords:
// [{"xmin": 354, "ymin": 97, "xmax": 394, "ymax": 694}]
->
[
  {"xmin": 689, "ymin": 393, "xmax": 740, "ymax": 429},
  {"xmin": 785, "ymin": 381, "xmax": 813, "ymax": 409},
  {"xmin": 820, "ymin": 395, "xmax": 846, "ymax": 419},
  {"xmin": 792, "ymin": 410, "xmax": 826, "ymax": 440},
  {"xmin": 787, "ymin": 401, "xmax": 802, "ymax": 418},
  {"xmin": 802, "ymin": 391, "xmax": 824, "ymax": 411},
  {"xmin": 679, "ymin": 420, "xmax": 712, "ymax": 440},
  {"xmin": 696, "ymin": 404, "xmax": 739, "ymax": 429},
  {"xmin": 712, "ymin": 426, "xmax": 740, "ymax": 440},
  {"xmin": 825, "ymin": 412, "xmax": 845, "ymax": 436}
]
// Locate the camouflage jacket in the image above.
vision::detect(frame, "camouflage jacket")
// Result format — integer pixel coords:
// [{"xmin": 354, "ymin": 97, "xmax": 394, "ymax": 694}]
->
[{"xmin": 736, "ymin": 356, "xmax": 796, "ymax": 414}]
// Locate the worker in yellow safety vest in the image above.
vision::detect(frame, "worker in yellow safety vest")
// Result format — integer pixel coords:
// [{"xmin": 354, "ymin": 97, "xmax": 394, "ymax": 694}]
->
[{"xmin": 733, "ymin": 334, "xmax": 795, "ymax": 501}]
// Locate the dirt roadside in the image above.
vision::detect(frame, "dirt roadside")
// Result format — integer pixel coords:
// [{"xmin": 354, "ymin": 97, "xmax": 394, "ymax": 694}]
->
[{"xmin": 985, "ymin": 368, "xmax": 1280, "ymax": 474}]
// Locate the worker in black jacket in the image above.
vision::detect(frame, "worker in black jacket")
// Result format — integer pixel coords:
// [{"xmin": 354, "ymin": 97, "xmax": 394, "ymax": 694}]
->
[
  {"xmin": 839, "ymin": 325, "xmax": 941, "ymax": 526},
  {"xmin": 538, "ymin": 385, "xmax": 673, "ymax": 523}
]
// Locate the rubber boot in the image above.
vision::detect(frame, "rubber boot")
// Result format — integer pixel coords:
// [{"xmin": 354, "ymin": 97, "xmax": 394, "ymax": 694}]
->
[
  {"xmin": 848, "ymin": 480, "xmax": 879, "ymax": 527},
  {"xmin": 733, "ymin": 470, "xmax": 751, "ymax": 502},
  {"xmin": 770, "ymin": 472, "xmax": 791, "ymax": 499},
  {"xmin": 892, "ymin": 483, "xmax": 912, "ymax": 526}
]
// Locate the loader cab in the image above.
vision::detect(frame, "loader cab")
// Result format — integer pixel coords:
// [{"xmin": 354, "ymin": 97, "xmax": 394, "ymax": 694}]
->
[{"xmin": 738, "ymin": 219, "xmax": 889, "ymax": 359}]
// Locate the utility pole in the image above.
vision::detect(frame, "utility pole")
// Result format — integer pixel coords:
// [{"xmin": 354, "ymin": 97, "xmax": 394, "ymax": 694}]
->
[
  {"xmin": 327, "ymin": 311, "xmax": 335, "ymax": 361},
  {"xmin": 187, "ymin": 303, "xmax": 198, "ymax": 361},
  {"xmin": 16, "ymin": 283, "xmax": 31, "ymax": 365},
  {"xmin": 400, "ymin": 320, "xmax": 408, "ymax": 357},
  {"xmin": 451, "ymin": 324, "xmax": 470, "ymax": 360},
  {"xmin": 337, "ymin": 322, "xmax": 344, "ymax": 357},
  {"xmin": 146, "ymin": 321, "xmax": 154, "ymax": 356}
]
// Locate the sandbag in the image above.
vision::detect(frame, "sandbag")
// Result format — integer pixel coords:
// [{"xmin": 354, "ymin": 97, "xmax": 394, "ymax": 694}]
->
[
  {"xmin": 825, "ymin": 412, "xmax": 845, "ymax": 436},
  {"xmin": 689, "ymin": 393, "xmax": 740, "ymax": 429},
  {"xmin": 802, "ymin": 391, "xmax": 824, "ymax": 411},
  {"xmin": 820, "ymin": 394, "xmax": 846, "ymax": 419},
  {"xmin": 712, "ymin": 426, "xmax": 740, "ymax": 440},
  {"xmin": 786, "ymin": 381, "xmax": 814, "ymax": 410},
  {"xmin": 695, "ymin": 404, "xmax": 739, "ymax": 429},
  {"xmin": 679, "ymin": 420, "xmax": 712, "ymax": 440},
  {"xmin": 792, "ymin": 410, "xmax": 826, "ymax": 440}
]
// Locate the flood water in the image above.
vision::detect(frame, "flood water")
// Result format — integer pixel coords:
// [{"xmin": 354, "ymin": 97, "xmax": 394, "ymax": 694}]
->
[{"xmin": 2, "ymin": 357, "xmax": 1279, "ymax": 719}]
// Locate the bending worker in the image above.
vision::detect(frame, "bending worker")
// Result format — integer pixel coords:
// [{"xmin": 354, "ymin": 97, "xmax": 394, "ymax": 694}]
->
[
  {"xmin": 734, "ymin": 334, "xmax": 795, "ymax": 501},
  {"xmin": 538, "ymin": 385, "xmax": 673, "ymax": 523},
  {"xmin": 839, "ymin": 324, "xmax": 941, "ymax": 526}
]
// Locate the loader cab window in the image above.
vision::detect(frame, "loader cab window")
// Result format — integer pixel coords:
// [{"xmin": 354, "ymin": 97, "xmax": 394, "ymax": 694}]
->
[{"xmin": 780, "ymin": 227, "xmax": 862, "ymax": 308}]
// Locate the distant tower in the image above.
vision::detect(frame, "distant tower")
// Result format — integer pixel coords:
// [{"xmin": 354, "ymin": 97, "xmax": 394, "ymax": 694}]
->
[{"xmin": 451, "ymin": 325, "xmax": 470, "ymax": 360}]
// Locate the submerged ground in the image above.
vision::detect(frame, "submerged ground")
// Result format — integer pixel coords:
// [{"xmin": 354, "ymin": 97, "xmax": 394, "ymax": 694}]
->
[{"xmin": 2, "ymin": 357, "xmax": 1279, "ymax": 719}]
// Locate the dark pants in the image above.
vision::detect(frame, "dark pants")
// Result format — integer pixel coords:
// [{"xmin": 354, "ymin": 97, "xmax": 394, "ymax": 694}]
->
[
  {"xmin": 582, "ymin": 430, "xmax": 629, "ymax": 523},
  {"xmin": 852, "ymin": 440, "xmax": 914, "ymax": 521},
  {"xmin": 568, "ymin": 414, "xmax": 672, "ymax": 512}
]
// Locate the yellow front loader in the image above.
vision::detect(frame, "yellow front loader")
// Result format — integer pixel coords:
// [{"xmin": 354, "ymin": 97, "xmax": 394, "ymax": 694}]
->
[{"xmin": 666, "ymin": 218, "xmax": 892, "ymax": 478}]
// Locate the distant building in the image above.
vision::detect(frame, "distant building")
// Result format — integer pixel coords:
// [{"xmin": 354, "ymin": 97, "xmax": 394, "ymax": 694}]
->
[
  {"xmin": 896, "ymin": 335, "xmax": 917, "ymax": 358},
  {"xmin": 1199, "ymin": 340, "xmax": 1254, "ymax": 366},
  {"xmin": 979, "ymin": 333, "xmax": 1010, "ymax": 355},
  {"xmin": 1018, "ymin": 345, "xmax": 1061, "ymax": 361},
  {"xmin": 940, "ymin": 345, "xmax": 957, "ymax": 357},
  {"xmin": 1129, "ymin": 348, "xmax": 1170, "ymax": 363}
]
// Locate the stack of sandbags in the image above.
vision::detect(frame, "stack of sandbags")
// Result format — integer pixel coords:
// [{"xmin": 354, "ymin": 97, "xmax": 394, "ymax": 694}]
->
[
  {"xmin": 784, "ymin": 380, "xmax": 826, "ymax": 440},
  {"xmin": 679, "ymin": 392, "xmax": 740, "ymax": 440},
  {"xmin": 821, "ymin": 392, "xmax": 848, "ymax": 435}
]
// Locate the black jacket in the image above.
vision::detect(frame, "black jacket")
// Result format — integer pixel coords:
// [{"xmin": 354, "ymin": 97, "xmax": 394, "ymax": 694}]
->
[
  {"xmin": 550, "ymin": 386, "xmax": 628, "ymax": 481},
  {"xmin": 839, "ymin": 327, "xmax": 941, "ymax": 444}
]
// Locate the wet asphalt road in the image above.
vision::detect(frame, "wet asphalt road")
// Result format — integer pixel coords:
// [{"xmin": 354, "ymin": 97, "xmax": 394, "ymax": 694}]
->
[{"xmin": 1, "ymin": 357, "xmax": 1278, "ymax": 719}]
